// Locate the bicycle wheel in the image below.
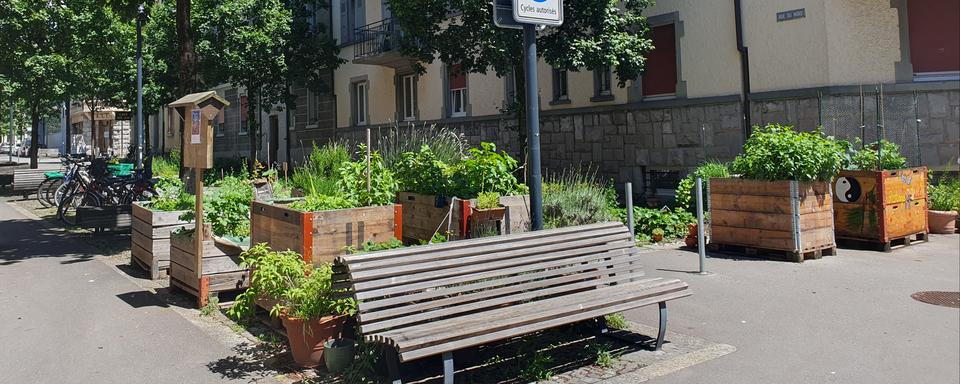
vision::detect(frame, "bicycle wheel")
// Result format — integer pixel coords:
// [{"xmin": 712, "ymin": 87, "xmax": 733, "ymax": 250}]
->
[
  {"xmin": 58, "ymin": 191, "xmax": 101, "ymax": 227},
  {"xmin": 43, "ymin": 178, "xmax": 64, "ymax": 207},
  {"xmin": 36, "ymin": 178, "xmax": 62, "ymax": 208}
]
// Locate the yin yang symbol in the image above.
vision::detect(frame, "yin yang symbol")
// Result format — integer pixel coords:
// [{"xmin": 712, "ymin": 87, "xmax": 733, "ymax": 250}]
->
[{"xmin": 835, "ymin": 177, "xmax": 861, "ymax": 203}]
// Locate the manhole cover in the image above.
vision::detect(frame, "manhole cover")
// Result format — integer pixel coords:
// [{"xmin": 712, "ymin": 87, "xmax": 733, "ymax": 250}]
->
[{"xmin": 911, "ymin": 291, "xmax": 960, "ymax": 308}]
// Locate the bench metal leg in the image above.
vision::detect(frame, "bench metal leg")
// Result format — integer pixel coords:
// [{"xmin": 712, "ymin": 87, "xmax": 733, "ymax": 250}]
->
[
  {"xmin": 442, "ymin": 351, "xmax": 454, "ymax": 384},
  {"xmin": 655, "ymin": 301, "xmax": 667, "ymax": 351},
  {"xmin": 386, "ymin": 348, "xmax": 402, "ymax": 384}
]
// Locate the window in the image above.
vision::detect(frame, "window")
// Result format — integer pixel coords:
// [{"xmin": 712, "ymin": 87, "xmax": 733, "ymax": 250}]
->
[
  {"xmin": 215, "ymin": 122, "xmax": 225, "ymax": 137},
  {"xmin": 552, "ymin": 68, "xmax": 569, "ymax": 103},
  {"xmin": 592, "ymin": 66, "xmax": 613, "ymax": 101},
  {"xmin": 239, "ymin": 95, "xmax": 249, "ymax": 135},
  {"xmin": 504, "ymin": 67, "xmax": 517, "ymax": 105},
  {"xmin": 448, "ymin": 65, "xmax": 467, "ymax": 117},
  {"xmin": 353, "ymin": 81, "xmax": 368, "ymax": 126},
  {"xmin": 641, "ymin": 23, "xmax": 678, "ymax": 97},
  {"xmin": 339, "ymin": 0, "xmax": 365, "ymax": 43},
  {"xmin": 400, "ymin": 74, "xmax": 416, "ymax": 121},
  {"xmin": 907, "ymin": 0, "xmax": 960, "ymax": 79}
]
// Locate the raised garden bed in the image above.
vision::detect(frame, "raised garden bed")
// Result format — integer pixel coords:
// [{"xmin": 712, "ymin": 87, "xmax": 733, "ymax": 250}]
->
[
  {"xmin": 168, "ymin": 228, "xmax": 249, "ymax": 308},
  {"xmin": 709, "ymin": 178, "xmax": 836, "ymax": 262},
  {"xmin": 131, "ymin": 202, "xmax": 192, "ymax": 279},
  {"xmin": 397, "ymin": 192, "xmax": 530, "ymax": 242},
  {"xmin": 250, "ymin": 201, "xmax": 401, "ymax": 265},
  {"xmin": 833, "ymin": 167, "xmax": 928, "ymax": 250}
]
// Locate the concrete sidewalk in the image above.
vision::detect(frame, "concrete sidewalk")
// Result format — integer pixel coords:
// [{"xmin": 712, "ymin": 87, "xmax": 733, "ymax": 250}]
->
[
  {"xmin": 628, "ymin": 236, "xmax": 960, "ymax": 384},
  {"xmin": 0, "ymin": 200, "xmax": 260, "ymax": 384}
]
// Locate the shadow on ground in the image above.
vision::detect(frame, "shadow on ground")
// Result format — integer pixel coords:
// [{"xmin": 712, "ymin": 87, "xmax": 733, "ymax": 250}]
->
[{"xmin": 0, "ymin": 218, "xmax": 102, "ymax": 265}]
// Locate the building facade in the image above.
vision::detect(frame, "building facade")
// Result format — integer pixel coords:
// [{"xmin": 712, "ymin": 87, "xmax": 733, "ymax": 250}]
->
[{"xmin": 154, "ymin": 0, "xmax": 959, "ymax": 198}]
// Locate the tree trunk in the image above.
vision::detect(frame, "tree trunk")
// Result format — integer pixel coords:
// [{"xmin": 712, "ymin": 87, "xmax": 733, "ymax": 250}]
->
[
  {"xmin": 176, "ymin": 0, "xmax": 196, "ymax": 178},
  {"xmin": 29, "ymin": 107, "xmax": 39, "ymax": 169},
  {"xmin": 247, "ymin": 89, "xmax": 259, "ymax": 173},
  {"xmin": 64, "ymin": 100, "xmax": 71, "ymax": 155},
  {"xmin": 89, "ymin": 101, "xmax": 97, "ymax": 155}
]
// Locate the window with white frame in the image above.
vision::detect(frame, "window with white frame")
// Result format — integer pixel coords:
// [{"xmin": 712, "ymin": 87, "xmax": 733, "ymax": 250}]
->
[
  {"xmin": 552, "ymin": 68, "xmax": 569, "ymax": 102},
  {"xmin": 595, "ymin": 66, "xmax": 612, "ymax": 97},
  {"xmin": 400, "ymin": 74, "xmax": 416, "ymax": 121},
  {"xmin": 215, "ymin": 122, "xmax": 225, "ymax": 137},
  {"xmin": 448, "ymin": 65, "xmax": 467, "ymax": 117},
  {"xmin": 353, "ymin": 81, "xmax": 368, "ymax": 126}
]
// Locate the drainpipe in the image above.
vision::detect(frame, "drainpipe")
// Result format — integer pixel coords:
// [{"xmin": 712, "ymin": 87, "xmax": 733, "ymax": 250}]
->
[{"xmin": 734, "ymin": 0, "xmax": 752, "ymax": 140}]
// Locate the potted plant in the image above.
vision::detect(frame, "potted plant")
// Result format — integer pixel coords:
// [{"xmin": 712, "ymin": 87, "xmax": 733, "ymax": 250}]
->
[
  {"xmin": 711, "ymin": 124, "xmax": 848, "ymax": 262},
  {"xmin": 833, "ymin": 139, "xmax": 928, "ymax": 244},
  {"xmin": 684, "ymin": 223, "xmax": 699, "ymax": 248},
  {"xmin": 927, "ymin": 177, "xmax": 960, "ymax": 234},
  {"xmin": 229, "ymin": 244, "xmax": 356, "ymax": 368},
  {"xmin": 651, "ymin": 228, "xmax": 665, "ymax": 243}
]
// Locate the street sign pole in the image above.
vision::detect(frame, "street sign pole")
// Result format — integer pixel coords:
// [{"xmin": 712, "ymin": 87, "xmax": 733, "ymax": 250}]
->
[
  {"xmin": 523, "ymin": 23, "xmax": 543, "ymax": 231},
  {"xmin": 135, "ymin": 5, "xmax": 145, "ymax": 169}
]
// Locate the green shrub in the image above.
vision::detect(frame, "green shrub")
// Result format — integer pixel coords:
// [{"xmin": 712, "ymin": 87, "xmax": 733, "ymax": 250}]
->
[
  {"xmin": 622, "ymin": 207, "xmax": 694, "ymax": 241},
  {"xmin": 849, "ymin": 139, "xmax": 907, "ymax": 171},
  {"xmin": 448, "ymin": 142, "xmax": 527, "ymax": 198},
  {"xmin": 675, "ymin": 161, "xmax": 730, "ymax": 212},
  {"xmin": 476, "ymin": 192, "xmax": 501, "ymax": 209},
  {"xmin": 543, "ymin": 168, "xmax": 617, "ymax": 229},
  {"xmin": 288, "ymin": 194, "xmax": 355, "ymax": 212},
  {"xmin": 290, "ymin": 141, "xmax": 350, "ymax": 196},
  {"xmin": 929, "ymin": 176, "xmax": 960, "ymax": 212},
  {"xmin": 151, "ymin": 151, "xmax": 180, "ymax": 179},
  {"xmin": 393, "ymin": 145, "xmax": 453, "ymax": 195},
  {"xmin": 731, "ymin": 124, "xmax": 849, "ymax": 181},
  {"xmin": 336, "ymin": 146, "xmax": 398, "ymax": 207},
  {"xmin": 150, "ymin": 177, "xmax": 194, "ymax": 212},
  {"xmin": 207, "ymin": 176, "xmax": 253, "ymax": 239}
]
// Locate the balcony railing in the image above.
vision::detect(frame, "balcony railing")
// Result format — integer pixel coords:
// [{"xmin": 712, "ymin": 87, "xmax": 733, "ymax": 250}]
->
[{"xmin": 354, "ymin": 18, "xmax": 403, "ymax": 59}]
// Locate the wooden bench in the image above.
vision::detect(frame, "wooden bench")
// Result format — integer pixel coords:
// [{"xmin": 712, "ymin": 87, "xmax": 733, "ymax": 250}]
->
[
  {"xmin": 12, "ymin": 169, "xmax": 48, "ymax": 198},
  {"xmin": 334, "ymin": 222, "xmax": 691, "ymax": 384},
  {"xmin": 77, "ymin": 205, "xmax": 132, "ymax": 232}
]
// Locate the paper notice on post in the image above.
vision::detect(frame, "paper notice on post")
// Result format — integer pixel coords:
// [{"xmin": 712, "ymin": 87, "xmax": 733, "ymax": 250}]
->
[{"xmin": 191, "ymin": 109, "xmax": 201, "ymax": 144}]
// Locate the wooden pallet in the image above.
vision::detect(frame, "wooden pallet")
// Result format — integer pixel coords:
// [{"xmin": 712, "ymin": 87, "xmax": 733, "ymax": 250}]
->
[
  {"xmin": 837, "ymin": 231, "xmax": 928, "ymax": 252},
  {"xmin": 169, "ymin": 274, "xmax": 246, "ymax": 309},
  {"xmin": 131, "ymin": 253, "xmax": 169, "ymax": 280},
  {"xmin": 707, "ymin": 242, "xmax": 837, "ymax": 263}
]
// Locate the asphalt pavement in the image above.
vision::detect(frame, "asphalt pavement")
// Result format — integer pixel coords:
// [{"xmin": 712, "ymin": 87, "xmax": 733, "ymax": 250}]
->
[
  {"xmin": 0, "ymin": 199, "xmax": 255, "ymax": 384},
  {"xmin": 629, "ymin": 235, "xmax": 960, "ymax": 384}
]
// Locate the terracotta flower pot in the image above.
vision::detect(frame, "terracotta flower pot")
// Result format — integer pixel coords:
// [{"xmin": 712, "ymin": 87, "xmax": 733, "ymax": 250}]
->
[
  {"xmin": 652, "ymin": 233, "xmax": 664, "ymax": 243},
  {"xmin": 928, "ymin": 210, "xmax": 958, "ymax": 234},
  {"xmin": 281, "ymin": 314, "xmax": 347, "ymax": 368}
]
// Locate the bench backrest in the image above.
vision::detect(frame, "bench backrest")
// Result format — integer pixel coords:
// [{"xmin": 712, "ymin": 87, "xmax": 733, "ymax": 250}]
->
[
  {"xmin": 13, "ymin": 169, "xmax": 48, "ymax": 191},
  {"xmin": 335, "ymin": 222, "xmax": 641, "ymax": 336}
]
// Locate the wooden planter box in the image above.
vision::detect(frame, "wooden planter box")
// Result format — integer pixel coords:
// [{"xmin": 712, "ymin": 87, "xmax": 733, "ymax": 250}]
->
[
  {"xmin": 709, "ymin": 178, "xmax": 836, "ymax": 262},
  {"xmin": 76, "ymin": 205, "xmax": 132, "ymax": 232},
  {"xmin": 833, "ymin": 167, "xmax": 928, "ymax": 248},
  {"xmin": 169, "ymin": 229, "xmax": 249, "ymax": 308},
  {"xmin": 131, "ymin": 202, "xmax": 192, "ymax": 280},
  {"xmin": 250, "ymin": 201, "xmax": 402, "ymax": 265},
  {"xmin": 397, "ymin": 192, "xmax": 531, "ymax": 242}
]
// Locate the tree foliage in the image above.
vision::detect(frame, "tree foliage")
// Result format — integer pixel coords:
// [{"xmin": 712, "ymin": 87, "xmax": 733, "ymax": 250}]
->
[{"xmin": 387, "ymin": 0, "xmax": 654, "ymax": 85}]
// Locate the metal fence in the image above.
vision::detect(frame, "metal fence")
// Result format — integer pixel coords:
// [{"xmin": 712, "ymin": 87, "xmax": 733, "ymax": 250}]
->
[{"xmin": 819, "ymin": 85, "xmax": 923, "ymax": 167}]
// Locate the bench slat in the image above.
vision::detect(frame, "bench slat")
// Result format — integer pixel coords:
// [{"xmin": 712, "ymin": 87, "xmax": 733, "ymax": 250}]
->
[
  {"xmin": 343, "ymin": 224, "xmax": 629, "ymax": 273},
  {"xmin": 360, "ymin": 264, "xmax": 646, "ymax": 334},
  {"xmin": 337, "ymin": 221, "xmax": 624, "ymax": 264},
  {"xmin": 356, "ymin": 249, "xmax": 641, "ymax": 312},
  {"xmin": 379, "ymin": 278, "xmax": 684, "ymax": 346},
  {"xmin": 349, "ymin": 232, "xmax": 632, "ymax": 282},
  {"xmin": 353, "ymin": 239, "xmax": 634, "ymax": 297},
  {"xmin": 394, "ymin": 287, "xmax": 690, "ymax": 362}
]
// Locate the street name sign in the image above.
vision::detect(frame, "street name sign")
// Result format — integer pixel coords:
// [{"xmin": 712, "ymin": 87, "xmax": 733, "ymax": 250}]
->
[{"xmin": 513, "ymin": 0, "xmax": 563, "ymax": 26}]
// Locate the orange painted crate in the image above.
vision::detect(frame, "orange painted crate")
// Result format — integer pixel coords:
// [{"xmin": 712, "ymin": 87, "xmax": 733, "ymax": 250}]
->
[{"xmin": 833, "ymin": 167, "xmax": 928, "ymax": 244}]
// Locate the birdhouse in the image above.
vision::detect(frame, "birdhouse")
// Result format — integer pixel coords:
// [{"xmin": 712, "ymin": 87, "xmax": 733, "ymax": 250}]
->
[{"xmin": 167, "ymin": 91, "xmax": 230, "ymax": 169}]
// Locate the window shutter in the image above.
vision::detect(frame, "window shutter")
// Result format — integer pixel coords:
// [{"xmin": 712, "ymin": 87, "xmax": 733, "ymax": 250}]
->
[
  {"xmin": 641, "ymin": 24, "xmax": 678, "ymax": 96},
  {"xmin": 449, "ymin": 65, "xmax": 466, "ymax": 89},
  {"xmin": 355, "ymin": 0, "xmax": 365, "ymax": 33}
]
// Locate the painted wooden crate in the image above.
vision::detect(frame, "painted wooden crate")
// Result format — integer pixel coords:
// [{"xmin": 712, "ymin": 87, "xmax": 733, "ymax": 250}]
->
[
  {"xmin": 131, "ymin": 202, "xmax": 192, "ymax": 280},
  {"xmin": 169, "ymin": 229, "xmax": 249, "ymax": 308},
  {"xmin": 833, "ymin": 167, "xmax": 928, "ymax": 245},
  {"xmin": 250, "ymin": 201, "xmax": 401, "ymax": 265},
  {"xmin": 396, "ymin": 192, "xmax": 531, "ymax": 243},
  {"xmin": 709, "ymin": 178, "xmax": 836, "ymax": 262}
]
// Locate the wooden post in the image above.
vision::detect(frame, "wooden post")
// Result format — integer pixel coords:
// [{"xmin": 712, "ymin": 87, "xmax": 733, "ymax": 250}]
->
[
  {"xmin": 194, "ymin": 166, "xmax": 203, "ymax": 279},
  {"xmin": 366, "ymin": 128, "xmax": 371, "ymax": 205}
]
